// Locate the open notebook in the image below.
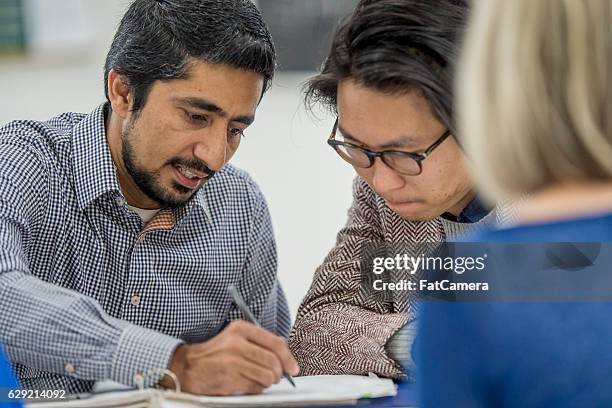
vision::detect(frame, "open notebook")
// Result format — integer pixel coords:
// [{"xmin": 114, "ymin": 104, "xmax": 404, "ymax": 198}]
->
[{"xmin": 27, "ymin": 374, "xmax": 397, "ymax": 408}]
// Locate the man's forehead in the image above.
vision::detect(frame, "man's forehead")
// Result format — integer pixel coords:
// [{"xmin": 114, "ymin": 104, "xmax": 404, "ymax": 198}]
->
[{"xmin": 148, "ymin": 70, "xmax": 261, "ymax": 120}]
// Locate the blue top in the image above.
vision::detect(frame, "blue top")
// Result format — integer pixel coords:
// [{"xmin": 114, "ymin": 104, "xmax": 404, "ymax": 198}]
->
[
  {"xmin": 417, "ymin": 212, "xmax": 612, "ymax": 407},
  {"xmin": 472, "ymin": 211, "xmax": 612, "ymax": 242},
  {"xmin": 0, "ymin": 345, "xmax": 22, "ymax": 407}
]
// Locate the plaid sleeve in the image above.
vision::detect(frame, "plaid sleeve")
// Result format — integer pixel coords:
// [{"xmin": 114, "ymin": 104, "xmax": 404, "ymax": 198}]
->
[
  {"xmin": 0, "ymin": 143, "xmax": 182, "ymax": 387},
  {"xmin": 110, "ymin": 324, "xmax": 183, "ymax": 386}
]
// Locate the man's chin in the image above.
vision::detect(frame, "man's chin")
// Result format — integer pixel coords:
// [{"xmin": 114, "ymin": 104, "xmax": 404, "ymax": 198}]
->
[
  {"xmin": 171, "ymin": 181, "xmax": 198, "ymax": 195},
  {"xmin": 139, "ymin": 183, "xmax": 197, "ymax": 208},
  {"xmin": 386, "ymin": 201, "xmax": 438, "ymax": 221},
  {"xmin": 164, "ymin": 180, "xmax": 208, "ymax": 205}
]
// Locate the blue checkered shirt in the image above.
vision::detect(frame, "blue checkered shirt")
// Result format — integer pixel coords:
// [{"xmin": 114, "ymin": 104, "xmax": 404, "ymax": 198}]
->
[{"xmin": 0, "ymin": 104, "xmax": 290, "ymax": 394}]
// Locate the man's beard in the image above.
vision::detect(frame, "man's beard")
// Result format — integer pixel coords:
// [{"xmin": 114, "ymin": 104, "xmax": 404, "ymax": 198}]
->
[{"xmin": 121, "ymin": 119, "xmax": 215, "ymax": 208}]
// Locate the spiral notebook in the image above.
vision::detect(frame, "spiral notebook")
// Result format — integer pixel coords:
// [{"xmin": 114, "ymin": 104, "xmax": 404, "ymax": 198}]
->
[{"xmin": 27, "ymin": 374, "xmax": 397, "ymax": 408}]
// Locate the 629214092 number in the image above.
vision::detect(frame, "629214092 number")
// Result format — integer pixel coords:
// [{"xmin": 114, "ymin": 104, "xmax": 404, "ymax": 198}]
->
[{"xmin": 4, "ymin": 389, "xmax": 66, "ymax": 401}]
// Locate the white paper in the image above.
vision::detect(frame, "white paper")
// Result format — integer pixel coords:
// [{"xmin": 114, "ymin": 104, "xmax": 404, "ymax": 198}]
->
[
  {"xmin": 165, "ymin": 374, "xmax": 397, "ymax": 407},
  {"xmin": 29, "ymin": 375, "xmax": 397, "ymax": 408}
]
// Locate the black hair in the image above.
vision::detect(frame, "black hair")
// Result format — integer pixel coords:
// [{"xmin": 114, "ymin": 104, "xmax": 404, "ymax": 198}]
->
[
  {"xmin": 305, "ymin": 0, "xmax": 468, "ymax": 133},
  {"xmin": 104, "ymin": 0, "xmax": 276, "ymax": 112}
]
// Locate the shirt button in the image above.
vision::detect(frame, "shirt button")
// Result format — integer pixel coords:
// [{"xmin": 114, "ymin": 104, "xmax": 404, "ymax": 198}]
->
[
  {"xmin": 115, "ymin": 196, "xmax": 126, "ymax": 206},
  {"xmin": 134, "ymin": 371, "xmax": 144, "ymax": 387},
  {"xmin": 131, "ymin": 293, "xmax": 141, "ymax": 306},
  {"xmin": 64, "ymin": 362, "xmax": 75, "ymax": 374}
]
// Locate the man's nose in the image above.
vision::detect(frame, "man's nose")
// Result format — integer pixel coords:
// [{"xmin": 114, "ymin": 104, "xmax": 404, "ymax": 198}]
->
[
  {"xmin": 371, "ymin": 158, "xmax": 405, "ymax": 194},
  {"xmin": 192, "ymin": 124, "xmax": 228, "ymax": 171}
]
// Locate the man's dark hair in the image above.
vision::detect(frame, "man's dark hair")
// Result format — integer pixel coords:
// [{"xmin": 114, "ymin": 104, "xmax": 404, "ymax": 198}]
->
[
  {"xmin": 104, "ymin": 0, "xmax": 275, "ymax": 112},
  {"xmin": 305, "ymin": 0, "xmax": 468, "ymax": 133}
]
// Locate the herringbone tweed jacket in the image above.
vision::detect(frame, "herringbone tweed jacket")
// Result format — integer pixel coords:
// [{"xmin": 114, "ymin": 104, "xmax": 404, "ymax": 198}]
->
[{"xmin": 288, "ymin": 177, "xmax": 513, "ymax": 378}]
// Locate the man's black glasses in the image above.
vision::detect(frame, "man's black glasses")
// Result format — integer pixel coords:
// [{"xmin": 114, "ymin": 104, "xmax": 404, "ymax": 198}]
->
[{"xmin": 327, "ymin": 118, "xmax": 451, "ymax": 176}]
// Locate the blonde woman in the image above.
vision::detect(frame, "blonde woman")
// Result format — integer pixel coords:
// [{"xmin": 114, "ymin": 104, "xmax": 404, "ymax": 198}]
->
[{"xmin": 418, "ymin": 0, "xmax": 612, "ymax": 406}]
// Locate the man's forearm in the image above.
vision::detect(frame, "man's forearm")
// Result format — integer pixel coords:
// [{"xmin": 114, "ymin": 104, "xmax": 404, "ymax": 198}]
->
[
  {"xmin": 0, "ymin": 270, "xmax": 183, "ymax": 387},
  {"xmin": 290, "ymin": 303, "xmax": 407, "ymax": 378}
]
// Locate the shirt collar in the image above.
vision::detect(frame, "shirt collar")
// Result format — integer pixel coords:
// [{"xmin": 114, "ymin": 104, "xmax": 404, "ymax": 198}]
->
[
  {"xmin": 71, "ymin": 103, "xmax": 211, "ymax": 219},
  {"xmin": 71, "ymin": 103, "xmax": 122, "ymax": 210}
]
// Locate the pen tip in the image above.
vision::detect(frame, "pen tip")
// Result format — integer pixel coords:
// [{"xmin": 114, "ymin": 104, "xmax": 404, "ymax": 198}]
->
[{"xmin": 287, "ymin": 376, "xmax": 296, "ymax": 387}]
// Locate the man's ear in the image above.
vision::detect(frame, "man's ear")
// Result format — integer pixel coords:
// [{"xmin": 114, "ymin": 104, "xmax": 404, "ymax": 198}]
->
[{"xmin": 107, "ymin": 69, "xmax": 132, "ymax": 120}]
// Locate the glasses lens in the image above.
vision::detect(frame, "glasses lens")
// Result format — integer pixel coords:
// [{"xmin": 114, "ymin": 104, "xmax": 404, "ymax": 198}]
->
[
  {"xmin": 383, "ymin": 152, "xmax": 421, "ymax": 175},
  {"xmin": 333, "ymin": 144, "xmax": 371, "ymax": 168}
]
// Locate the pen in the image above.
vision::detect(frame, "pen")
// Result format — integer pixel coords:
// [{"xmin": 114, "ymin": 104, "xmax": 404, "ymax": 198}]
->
[{"xmin": 227, "ymin": 285, "xmax": 296, "ymax": 388}]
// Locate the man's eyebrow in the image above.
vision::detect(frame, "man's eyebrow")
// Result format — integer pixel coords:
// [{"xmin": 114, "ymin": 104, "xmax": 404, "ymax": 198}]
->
[
  {"xmin": 181, "ymin": 97, "xmax": 225, "ymax": 116},
  {"xmin": 338, "ymin": 124, "xmax": 421, "ymax": 150},
  {"xmin": 233, "ymin": 115, "xmax": 254, "ymax": 126},
  {"xmin": 178, "ymin": 97, "xmax": 254, "ymax": 126}
]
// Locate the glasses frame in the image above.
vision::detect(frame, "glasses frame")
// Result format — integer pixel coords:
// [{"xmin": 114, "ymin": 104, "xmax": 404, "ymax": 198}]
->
[{"xmin": 327, "ymin": 118, "xmax": 451, "ymax": 176}]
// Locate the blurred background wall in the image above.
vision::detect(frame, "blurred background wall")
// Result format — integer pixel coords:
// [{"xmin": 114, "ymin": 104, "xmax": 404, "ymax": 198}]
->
[{"xmin": 0, "ymin": 0, "xmax": 358, "ymax": 317}]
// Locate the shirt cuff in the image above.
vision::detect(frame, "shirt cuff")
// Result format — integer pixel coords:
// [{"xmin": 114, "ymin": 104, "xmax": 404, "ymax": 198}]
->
[
  {"xmin": 110, "ymin": 324, "xmax": 183, "ymax": 387},
  {"xmin": 385, "ymin": 318, "xmax": 418, "ymax": 372}
]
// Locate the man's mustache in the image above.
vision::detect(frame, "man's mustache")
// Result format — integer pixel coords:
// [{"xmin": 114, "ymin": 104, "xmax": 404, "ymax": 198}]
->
[{"xmin": 169, "ymin": 158, "xmax": 216, "ymax": 178}]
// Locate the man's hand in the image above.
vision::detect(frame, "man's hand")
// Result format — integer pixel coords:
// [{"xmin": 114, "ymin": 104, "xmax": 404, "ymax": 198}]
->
[{"xmin": 162, "ymin": 321, "xmax": 299, "ymax": 395}]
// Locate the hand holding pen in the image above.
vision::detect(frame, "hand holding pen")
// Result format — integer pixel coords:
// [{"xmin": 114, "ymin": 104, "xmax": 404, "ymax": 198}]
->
[
  {"xmin": 228, "ymin": 285, "xmax": 297, "ymax": 387},
  {"xmin": 162, "ymin": 286, "xmax": 299, "ymax": 395}
]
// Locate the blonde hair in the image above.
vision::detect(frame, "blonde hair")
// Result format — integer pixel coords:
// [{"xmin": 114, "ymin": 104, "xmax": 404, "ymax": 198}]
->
[{"xmin": 458, "ymin": 0, "xmax": 612, "ymax": 200}]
